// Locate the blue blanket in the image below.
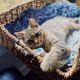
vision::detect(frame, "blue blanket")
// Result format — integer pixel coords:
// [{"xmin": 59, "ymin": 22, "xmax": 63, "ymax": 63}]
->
[{"xmin": 5, "ymin": 2, "xmax": 80, "ymax": 34}]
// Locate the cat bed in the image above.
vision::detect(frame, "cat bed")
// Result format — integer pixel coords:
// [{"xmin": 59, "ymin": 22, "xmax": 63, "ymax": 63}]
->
[{"xmin": 0, "ymin": 0, "xmax": 80, "ymax": 80}]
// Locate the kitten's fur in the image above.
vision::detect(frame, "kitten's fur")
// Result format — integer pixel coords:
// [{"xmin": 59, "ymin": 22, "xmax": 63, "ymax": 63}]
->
[{"xmin": 15, "ymin": 16, "xmax": 80, "ymax": 72}]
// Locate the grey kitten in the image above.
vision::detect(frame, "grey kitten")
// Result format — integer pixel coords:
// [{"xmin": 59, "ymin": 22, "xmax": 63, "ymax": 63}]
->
[{"xmin": 15, "ymin": 16, "xmax": 80, "ymax": 72}]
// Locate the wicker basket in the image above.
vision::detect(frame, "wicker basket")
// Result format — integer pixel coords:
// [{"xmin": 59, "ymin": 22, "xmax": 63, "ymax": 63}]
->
[{"xmin": 0, "ymin": 0, "xmax": 80, "ymax": 80}]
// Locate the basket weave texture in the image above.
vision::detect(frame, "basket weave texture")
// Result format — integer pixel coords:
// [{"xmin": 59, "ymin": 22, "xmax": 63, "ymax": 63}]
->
[{"xmin": 0, "ymin": 0, "xmax": 80, "ymax": 80}]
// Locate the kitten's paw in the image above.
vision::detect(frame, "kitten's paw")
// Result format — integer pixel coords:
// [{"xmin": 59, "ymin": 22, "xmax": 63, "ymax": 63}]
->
[
  {"xmin": 40, "ymin": 53, "xmax": 58, "ymax": 72},
  {"xmin": 40, "ymin": 60, "xmax": 54, "ymax": 72}
]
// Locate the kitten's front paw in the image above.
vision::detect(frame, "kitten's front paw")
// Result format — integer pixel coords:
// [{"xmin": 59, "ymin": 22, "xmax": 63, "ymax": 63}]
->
[
  {"xmin": 40, "ymin": 60, "xmax": 54, "ymax": 72},
  {"xmin": 40, "ymin": 53, "xmax": 58, "ymax": 72}
]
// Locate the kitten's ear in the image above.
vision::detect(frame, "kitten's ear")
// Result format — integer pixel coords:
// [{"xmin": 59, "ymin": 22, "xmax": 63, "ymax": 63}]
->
[
  {"xmin": 29, "ymin": 18, "xmax": 39, "ymax": 28},
  {"xmin": 14, "ymin": 30, "xmax": 26, "ymax": 39}
]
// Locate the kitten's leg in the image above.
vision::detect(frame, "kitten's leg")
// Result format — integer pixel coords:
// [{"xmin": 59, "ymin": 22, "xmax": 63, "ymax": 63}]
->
[
  {"xmin": 40, "ymin": 45, "xmax": 69, "ymax": 72},
  {"xmin": 40, "ymin": 51, "xmax": 59, "ymax": 72}
]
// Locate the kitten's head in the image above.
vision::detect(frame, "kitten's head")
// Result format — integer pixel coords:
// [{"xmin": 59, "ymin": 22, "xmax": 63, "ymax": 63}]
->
[{"xmin": 15, "ymin": 18, "xmax": 44, "ymax": 49}]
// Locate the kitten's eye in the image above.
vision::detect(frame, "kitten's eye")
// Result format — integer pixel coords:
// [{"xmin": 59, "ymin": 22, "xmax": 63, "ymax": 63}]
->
[
  {"xmin": 35, "ymin": 32, "xmax": 40, "ymax": 38},
  {"xmin": 27, "ymin": 40, "xmax": 34, "ymax": 44}
]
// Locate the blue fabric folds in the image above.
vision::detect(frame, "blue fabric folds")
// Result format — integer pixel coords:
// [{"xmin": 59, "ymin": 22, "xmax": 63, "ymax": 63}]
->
[{"xmin": 5, "ymin": 2, "xmax": 80, "ymax": 34}]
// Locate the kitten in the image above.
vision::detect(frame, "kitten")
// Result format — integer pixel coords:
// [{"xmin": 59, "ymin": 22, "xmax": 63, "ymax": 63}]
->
[{"xmin": 15, "ymin": 16, "xmax": 80, "ymax": 72}]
